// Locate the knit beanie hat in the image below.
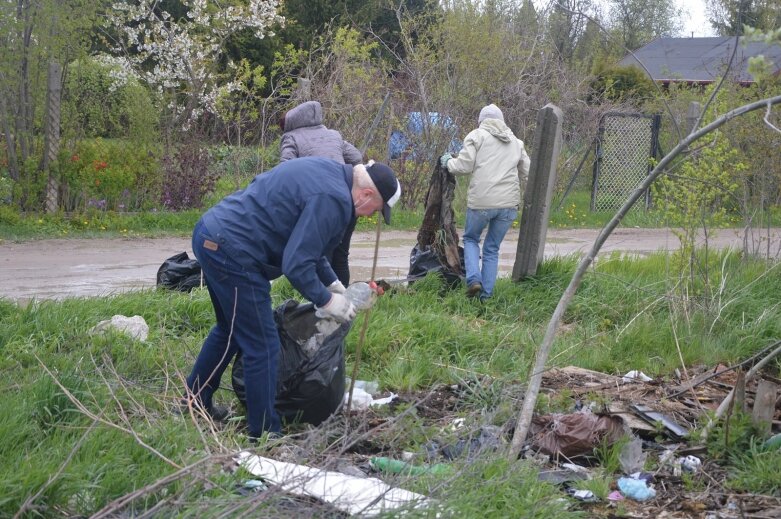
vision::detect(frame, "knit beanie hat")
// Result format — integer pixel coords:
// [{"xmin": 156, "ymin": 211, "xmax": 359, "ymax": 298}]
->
[{"xmin": 478, "ymin": 104, "xmax": 504, "ymax": 123}]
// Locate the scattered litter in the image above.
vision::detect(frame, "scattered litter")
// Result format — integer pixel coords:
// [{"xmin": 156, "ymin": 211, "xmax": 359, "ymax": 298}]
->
[
  {"xmin": 627, "ymin": 471, "xmax": 654, "ymax": 483},
  {"xmin": 243, "ymin": 479, "xmax": 267, "ymax": 491},
  {"xmin": 344, "ymin": 387, "xmax": 397, "ymax": 410},
  {"xmin": 622, "ymin": 370, "xmax": 653, "ymax": 382},
  {"xmin": 370, "ymin": 457, "xmax": 453, "ymax": 477},
  {"xmin": 236, "ymin": 451, "xmax": 430, "ymax": 516},
  {"xmin": 429, "ymin": 426, "xmax": 503, "ymax": 461},
  {"xmin": 566, "ymin": 488, "xmax": 598, "ymax": 502},
  {"xmin": 560, "ymin": 463, "xmax": 590, "ymax": 474},
  {"xmin": 448, "ymin": 417, "xmax": 466, "ymax": 431},
  {"xmin": 345, "ymin": 379, "xmax": 379, "ymax": 396},
  {"xmin": 523, "ymin": 450, "xmax": 550, "ymax": 466},
  {"xmin": 676, "ymin": 455, "xmax": 702, "ymax": 474},
  {"xmin": 530, "ymin": 410, "xmax": 627, "ymax": 457},
  {"xmin": 90, "ymin": 315, "xmax": 149, "ymax": 341},
  {"xmin": 618, "ymin": 436, "xmax": 647, "ymax": 474},
  {"xmin": 607, "ymin": 490, "xmax": 625, "ymax": 501},
  {"xmin": 630, "ymin": 404, "xmax": 688, "ymax": 438},
  {"xmin": 617, "ymin": 476, "xmax": 656, "ymax": 501},
  {"xmin": 537, "ymin": 469, "xmax": 589, "ymax": 484}
]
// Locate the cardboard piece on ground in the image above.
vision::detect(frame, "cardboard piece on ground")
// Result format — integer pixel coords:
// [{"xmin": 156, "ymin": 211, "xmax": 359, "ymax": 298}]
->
[
  {"xmin": 235, "ymin": 451, "xmax": 430, "ymax": 516},
  {"xmin": 608, "ymin": 402, "xmax": 655, "ymax": 432},
  {"xmin": 631, "ymin": 404, "xmax": 688, "ymax": 438}
]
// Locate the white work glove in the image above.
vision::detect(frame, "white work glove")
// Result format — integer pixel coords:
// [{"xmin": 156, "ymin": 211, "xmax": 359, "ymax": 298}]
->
[
  {"xmin": 327, "ymin": 279, "xmax": 346, "ymax": 294},
  {"xmin": 317, "ymin": 293, "xmax": 356, "ymax": 323},
  {"xmin": 440, "ymin": 153, "xmax": 452, "ymax": 169}
]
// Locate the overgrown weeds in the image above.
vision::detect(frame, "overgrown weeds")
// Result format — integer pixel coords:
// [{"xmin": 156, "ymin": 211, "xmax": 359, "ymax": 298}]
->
[{"xmin": 1, "ymin": 250, "xmax": 780, "ymax": 515}]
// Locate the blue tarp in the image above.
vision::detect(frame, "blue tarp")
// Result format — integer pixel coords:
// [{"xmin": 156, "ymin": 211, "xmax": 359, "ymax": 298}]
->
[{"xmin": 389, "ymin": 112, "xmax": 462, "ymax": 160}]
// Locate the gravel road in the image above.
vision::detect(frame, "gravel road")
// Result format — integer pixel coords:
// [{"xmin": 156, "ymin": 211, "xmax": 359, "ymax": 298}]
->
[{"xmin": 2, "ymin": 227, "xmax": 779, "ymax": 303}]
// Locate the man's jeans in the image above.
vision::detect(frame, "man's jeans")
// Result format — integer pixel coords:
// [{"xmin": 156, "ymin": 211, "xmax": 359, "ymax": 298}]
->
[
  {"xmin": 463, "ymin": 207, "xmax": 517, "ymax": 299},
  {"xmin": 187, "ymin": 219, "xmax": 281, "ymax": 436}
]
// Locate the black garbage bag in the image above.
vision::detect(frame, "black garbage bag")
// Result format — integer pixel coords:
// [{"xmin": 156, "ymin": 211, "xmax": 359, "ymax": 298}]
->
[
  {"xmin": 408, "ymin": 244, "xmax": 465, "ymax": 288},
  {"xmin": 232, "ymin": 299, "xmax": 350, "ymax": 426},
  {"xmin": 156, "ymin": 252, "xmax": 203, "ymax": 292}
]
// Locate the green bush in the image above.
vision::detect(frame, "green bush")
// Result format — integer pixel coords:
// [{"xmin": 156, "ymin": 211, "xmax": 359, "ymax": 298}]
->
[
  {"xmin": 57, "ymin": 139, "xmax": 162, "ymax": 211},
  {"xmin": 589, "ymin": 64, "xmax": 656, "ymax": 105},
  {"xmin": 62, "ymin": 56, "xmax": 158, "ymax": 141}
]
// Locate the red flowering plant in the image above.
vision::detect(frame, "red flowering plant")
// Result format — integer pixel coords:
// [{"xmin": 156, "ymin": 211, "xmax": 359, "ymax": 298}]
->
[{"xmin": 58, "ymin": 139, "xmax": 160, "ymax": 211}]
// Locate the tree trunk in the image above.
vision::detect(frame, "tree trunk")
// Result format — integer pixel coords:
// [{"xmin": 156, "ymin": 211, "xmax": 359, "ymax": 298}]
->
[{"xmin": 0, "ymin": 82, "xmax": 20, "ymax": 181}]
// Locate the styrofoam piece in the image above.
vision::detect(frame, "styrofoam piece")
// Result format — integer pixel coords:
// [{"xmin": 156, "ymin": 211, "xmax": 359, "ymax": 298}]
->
[{"xmin": 235, "ymin": 452, "xmax": 430, "ymax": 516}]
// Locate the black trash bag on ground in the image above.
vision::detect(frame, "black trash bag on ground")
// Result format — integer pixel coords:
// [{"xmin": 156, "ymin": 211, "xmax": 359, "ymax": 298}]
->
[
  {"xmin": 156, "ymin": 252, "xmax": 203, "ymax": 292},
  {"xmin": 408, "ymin": 244, "xmax": 465, "ymax": 288},
  {"xmin": 232, "ymin": 299, "xmax": 350, "ymax": 426}
]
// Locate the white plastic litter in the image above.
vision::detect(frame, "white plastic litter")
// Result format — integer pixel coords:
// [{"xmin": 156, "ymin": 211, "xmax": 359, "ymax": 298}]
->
[
  {"xmin": 235, "ymin": 451, "xmax": 430, "ymax": 516},
  {"xmin": 346, "ymin": 379, "xmax": 379, "ymax": 396},
  {"xmin": 560, "ymin": 463, "xmax": 591, "ymax": 474},
  {"xmin": 619, "ymin": 436, "xmax": 647, "ymax": 474},
  {"xmin": 677, "ymin": 455, "xmax": 702, "ymax": 473},
  {"xmin": 344, "ymin": 387, "xmax": 397, "ymax": 410},
  {"xmin": 90, "ymin": 315, "xmax": 149, "ymax": 342},
  {"xmin": 622, "ymin": 370, "xmax": 653, "ymax": 382}
]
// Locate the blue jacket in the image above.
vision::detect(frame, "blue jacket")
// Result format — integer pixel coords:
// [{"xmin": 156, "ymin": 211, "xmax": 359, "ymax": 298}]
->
[{"xmin": 201, "ymin": 157, "xmax": 354, "ymax": 307}]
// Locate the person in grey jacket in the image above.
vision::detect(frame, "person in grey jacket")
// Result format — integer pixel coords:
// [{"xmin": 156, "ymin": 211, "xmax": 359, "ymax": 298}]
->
[
  {"xmin": 279, "ymin": 100, "xmax": 363, "ymax": 285},
  {"xmin": 280, "ymin": 101, "xmax": 363, "ymax": 165},
  {"xmin": 440, "ymin": 103, "xmax": 531, "ymax": 301}
]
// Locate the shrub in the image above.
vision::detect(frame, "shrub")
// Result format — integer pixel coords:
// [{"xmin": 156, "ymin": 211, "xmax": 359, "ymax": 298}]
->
[
  {"xmin": 589, "ymin": 64, "xmax": 656, "ymax": 105},
  {"xmin": 62, "ymin": 56, "xmax": 158, "ymax": 141},
  {"xmin": 160, "ymin": 143, "xmax": 218, "ymax": 210},
  {"xmin": 58, "ymin": 139, "xmax": 162, "ymax": 211}
]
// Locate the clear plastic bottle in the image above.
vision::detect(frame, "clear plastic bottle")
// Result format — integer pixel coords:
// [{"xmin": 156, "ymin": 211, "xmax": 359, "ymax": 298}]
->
[
  {"xmin": 344, "ymin": 281, "xmax": 376, "ymax": 311},
  {"xmin": 315, "ymin": 282, "xmax": 377, "ymax": 319}
]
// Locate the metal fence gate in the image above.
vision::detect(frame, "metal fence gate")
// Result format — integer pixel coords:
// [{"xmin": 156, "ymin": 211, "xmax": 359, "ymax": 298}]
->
[{"xmin": 591, "ymin": 112, "xmax": 661, "ymax": 212}]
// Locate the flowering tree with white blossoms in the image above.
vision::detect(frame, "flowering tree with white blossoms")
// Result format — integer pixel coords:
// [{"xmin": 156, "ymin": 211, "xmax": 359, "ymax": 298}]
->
[{"xmin": 108, "ymin": 0, "xmax": 284, "ymax": 136}]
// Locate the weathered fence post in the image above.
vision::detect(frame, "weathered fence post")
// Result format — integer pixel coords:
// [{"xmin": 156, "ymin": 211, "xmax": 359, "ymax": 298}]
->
[
  {"xmin": 43, "ymin": 61, "xmax": 63, "ymax": 214},
  {"xmin": 512, "ymin": 103, "xmax": 563, "ymax": 280},
  {"xmin": 686, "ymin": 101, "xmax": 701, "ymax": 134}
]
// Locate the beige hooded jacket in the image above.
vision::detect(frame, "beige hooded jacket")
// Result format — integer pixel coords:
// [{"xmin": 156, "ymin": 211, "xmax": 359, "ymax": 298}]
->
[{"xmin": 445, "ymin": 111, "xmax": 530, "ymax": 210}]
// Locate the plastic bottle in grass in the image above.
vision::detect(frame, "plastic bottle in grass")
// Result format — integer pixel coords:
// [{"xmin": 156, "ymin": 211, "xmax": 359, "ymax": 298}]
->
[{"xmin": 344, "ymin": 281, "xmax": 377, "ymax": 310}]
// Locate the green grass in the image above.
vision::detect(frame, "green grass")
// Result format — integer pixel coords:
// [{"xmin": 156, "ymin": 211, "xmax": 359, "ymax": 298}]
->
[
  {"xmin": 1, "ymin": 249, "xmax": 780, "ymax": 515},
  {"xmin": 0, "ymin": 206, "xmax": 425, "ymax": 241}
]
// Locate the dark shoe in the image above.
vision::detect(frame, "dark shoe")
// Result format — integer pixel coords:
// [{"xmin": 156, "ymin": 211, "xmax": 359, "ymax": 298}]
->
[
  {"xmin": 208, "ymin": 404, "xmax": 230, "ymax": 422},
  {"xmin": 466, "ymin": 283, "xmax": 482, "ymax": 298},
  {"xmin": 174, "ymin": 399, "xmax": 229, "ymax": 422}
]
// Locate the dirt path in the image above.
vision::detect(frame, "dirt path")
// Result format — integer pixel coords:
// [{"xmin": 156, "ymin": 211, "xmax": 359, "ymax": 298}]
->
[{"xmin": 2, "ymin": 227, "xmax": 780, "ymax": 303}]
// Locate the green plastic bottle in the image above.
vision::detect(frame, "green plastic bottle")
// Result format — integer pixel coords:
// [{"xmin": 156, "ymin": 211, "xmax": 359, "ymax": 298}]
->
[{"xmin": 370, "ymin": 457, "xmax": 453, "ymax": 476}]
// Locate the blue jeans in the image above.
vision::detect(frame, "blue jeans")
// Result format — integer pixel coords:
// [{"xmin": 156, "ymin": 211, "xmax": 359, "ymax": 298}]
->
[
  {"xmin": 187, "ymin": 219, "xmax": 281, "ymax": 436},
  {"xmin": 463, "ymin": 207, "xmax": 517, "ymax": 299}
]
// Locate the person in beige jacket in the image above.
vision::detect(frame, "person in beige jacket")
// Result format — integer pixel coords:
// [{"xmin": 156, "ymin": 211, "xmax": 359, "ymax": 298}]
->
[{"xmin": 441, "ymin": 104, "xmax": 530, "ymax": 300}]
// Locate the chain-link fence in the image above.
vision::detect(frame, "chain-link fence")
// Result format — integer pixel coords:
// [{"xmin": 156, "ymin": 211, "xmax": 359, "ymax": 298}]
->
[{"xmin": 591, "ymin": 113, "xmax": 660, "ymax": 212}]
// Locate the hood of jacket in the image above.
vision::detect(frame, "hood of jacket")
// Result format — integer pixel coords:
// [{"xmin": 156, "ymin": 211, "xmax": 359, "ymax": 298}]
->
[
  {"xmin": 285, "ymin": 101, "xmax": 323, "ymax": 131},
  {"xmin": 479, "ymin": 118, "xmax": 514, "ymax": 143}
]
